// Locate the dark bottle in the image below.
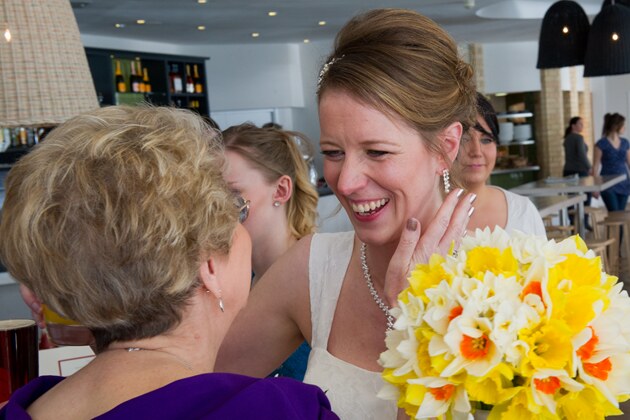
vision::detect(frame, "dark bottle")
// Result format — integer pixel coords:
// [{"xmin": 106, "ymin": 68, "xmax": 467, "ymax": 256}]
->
[{"xmin": 130, "ymin": 61, "xmax": 141, "ymax": 93}]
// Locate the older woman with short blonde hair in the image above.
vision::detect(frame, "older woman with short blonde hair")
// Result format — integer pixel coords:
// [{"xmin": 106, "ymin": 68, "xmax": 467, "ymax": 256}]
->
[{"xmin": 0, "ymin": 106, "xmax": 336, "ymax": 419}]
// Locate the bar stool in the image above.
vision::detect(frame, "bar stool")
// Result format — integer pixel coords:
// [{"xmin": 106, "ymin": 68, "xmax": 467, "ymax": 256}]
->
[
  {"xmin": 599, "ymin": 219, "xmax": 623, "ymax": 276},
  {"xmin": 602, "ymin": 211, "xmax": 630, "ymax": 277},
  {"xmin": 585, "ymin": 237, "xmax": 616, "ymax": 274}
]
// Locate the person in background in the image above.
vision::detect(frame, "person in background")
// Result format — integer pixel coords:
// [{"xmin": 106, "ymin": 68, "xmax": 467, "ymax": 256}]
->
[
  {"xmin": 222, "ymin": 123, "xmax": 318, "ymax": 380},
  {"xmin": 454, "ymin": 93, "xmax": 546, "ymax": 236},
  {"xmin": 593, "ymin": 112, "xmax": 630, "ymax": 211},
  {"xmin": 563, "ymin": 116, "xmax": 593, "ymax": 230},
  {"xmin": 215, "ymin": 9, "xmax": 476, "ymax": 419},
  {"xmin": 0, "ymin": 106, "xmax": 336, "ymax": 419},
  {"xmin": 262, "ymin": 122, "xmax": 282, "ymax": 129}
]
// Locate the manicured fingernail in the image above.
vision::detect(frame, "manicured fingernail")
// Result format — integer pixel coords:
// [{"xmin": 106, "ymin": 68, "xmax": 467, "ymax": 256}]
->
[
  {"xmin": 468, "ymin": 207, "xmax": 475, "ymax": 217},
  {"xmin": 469, "ymin": 193, "xmax": 477, "ymax": 204},
  {"xmin": 407, "ymin": 218, "xmax": 418, "ymax": 231},
  {"xmin": 456, "ymin": 189, "xmax": 464, "ymax": 198}
]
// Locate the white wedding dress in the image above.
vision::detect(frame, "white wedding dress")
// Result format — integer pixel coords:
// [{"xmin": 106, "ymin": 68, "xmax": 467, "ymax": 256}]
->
[{"xmin": 303, "ymin": 231, "xmax": 397, "ymax": 420}]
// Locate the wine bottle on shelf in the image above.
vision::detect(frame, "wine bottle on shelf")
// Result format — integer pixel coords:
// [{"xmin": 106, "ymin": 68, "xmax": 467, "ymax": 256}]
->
[
  {"xmin": 130, "ymin": 61, "xmax": 140, "ymax": 93},
  {"xmin": 185, "ymin": 64, "xmax": 195, "ymax": 94},
  {"xmin": 143, "ymin": 67, "xmax": 152, "ymax": 93},
  {"xmin": 115, "ymin": 60, "xmax": 127, "ymax": 93},
  {"xmin": 169, "ymin": 64, "xmax": 183, "ymax": 94},
  {"xmin": 193, "ymin": 64, "xmax": 203, "ymax": 94},
  {"xmin": 136, "ymin": 59, "xmax": 145, "ymax": 93}
]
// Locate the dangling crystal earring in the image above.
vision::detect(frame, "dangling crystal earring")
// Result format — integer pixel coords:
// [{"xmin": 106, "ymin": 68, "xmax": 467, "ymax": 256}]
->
[
  {"xmin": 273, "ymin": 201, "xmax": 280, "ymax": 207},
  {"xmin": 218, "ymin": 298, "xmax": 225, "ymax": 313},
  {"xmin": 442, "ymin": 169, "xmax": 451, "ymax": 194}
]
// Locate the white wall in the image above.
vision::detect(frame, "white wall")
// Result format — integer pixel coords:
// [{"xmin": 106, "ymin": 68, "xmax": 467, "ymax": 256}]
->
[
  {"xmin": 482, "ymin": 41, "xmax": 541, "ymax": 94},
  {"xmin": 592, "ymin": 74, "xmax": 630, "ymax": 139}
]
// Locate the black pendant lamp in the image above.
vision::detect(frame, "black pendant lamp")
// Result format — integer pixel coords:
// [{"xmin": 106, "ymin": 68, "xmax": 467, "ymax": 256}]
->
[
  {"xmin": 584, "ymin": 1, "xmax": 630, "ymax": 76},
  {"xmin": 537, "ymin": 0, "xmax": 590, "ymax": 69}
]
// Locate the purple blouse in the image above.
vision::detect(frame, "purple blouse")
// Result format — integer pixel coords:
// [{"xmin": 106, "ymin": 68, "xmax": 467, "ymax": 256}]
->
[{"xmin": 1, "ymin": 373, "xmax": 339, "ymax": 419}]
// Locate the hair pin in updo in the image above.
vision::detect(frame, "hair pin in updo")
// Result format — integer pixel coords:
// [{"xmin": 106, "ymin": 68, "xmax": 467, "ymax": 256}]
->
[{"xmin": 317, "ymin": 55, "xmax": 344, "ymax": 93}]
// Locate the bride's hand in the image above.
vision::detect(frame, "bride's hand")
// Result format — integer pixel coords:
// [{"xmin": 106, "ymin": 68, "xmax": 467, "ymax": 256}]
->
[{"xmin": 384, "ymin": 188, "xmax": 475, "ymax": 306}]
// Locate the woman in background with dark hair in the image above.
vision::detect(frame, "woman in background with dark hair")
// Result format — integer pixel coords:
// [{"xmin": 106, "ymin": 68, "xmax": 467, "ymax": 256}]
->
[
  {"xmin": 454, "ymin": 93, "xmax": 545, "ymax": 235},
  {"xmin": 563, "ymin": 116, "xmax": 591, "ymax": 178},
  {"xmin": 594, "ymin": 113, "xmax": 630, "ymax": 211},
  {"xmin": 563, "ymin": 116, "xmax": 592, "ymax": 229}
]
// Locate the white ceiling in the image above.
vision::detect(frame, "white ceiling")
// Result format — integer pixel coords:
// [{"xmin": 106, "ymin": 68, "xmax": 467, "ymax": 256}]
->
[{"xmin": 70, "ymin": 0, "xmax": 606, "ymax": 46}]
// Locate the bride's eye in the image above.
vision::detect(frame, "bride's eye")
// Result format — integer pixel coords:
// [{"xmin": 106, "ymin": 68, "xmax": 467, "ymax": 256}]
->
[
  {"xmin": 367, "ymin": 150, "xmax": 388, "ymax": 158},
  {"xmin": 321, "ymin": 150, "xmax": 344, "ymax": 160}
]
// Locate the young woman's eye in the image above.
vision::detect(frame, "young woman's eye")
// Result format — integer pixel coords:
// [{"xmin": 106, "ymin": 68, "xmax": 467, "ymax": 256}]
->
[
  {"xmin": 367, "ymin": 150, "xmax": 388, "ymax": 157},
  {"xmin": 480, "ymin": 137, "xmax": 495, "ymax": 145},
  {"xmin": 321, "ymin": 150, "xmax": 344, "ymax": 160}
]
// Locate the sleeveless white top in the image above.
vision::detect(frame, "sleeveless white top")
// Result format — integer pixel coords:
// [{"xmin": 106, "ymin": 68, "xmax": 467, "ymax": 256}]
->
[{"xmin": 303, "ymin": 232, "xmax": 397, "ymax": 420}]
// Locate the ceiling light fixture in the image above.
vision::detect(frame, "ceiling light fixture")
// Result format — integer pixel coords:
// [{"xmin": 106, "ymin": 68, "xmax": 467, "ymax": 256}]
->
[
  {"xmin": 537, "ymin": 0, "xmax": 590, "ymax": 69},
  {"xmin": 318, "ymin": 21, "xmax": 326, "ymax": 26},
  {"xmin": 303, "ymin": 39, "xmax": 310, "ymax": 43},
  {"xmin": 584, "ymin": 1, "xmax": 630, "ymax": 76},
  {"xmin": 197, "ymin": 25, "xmax": 205, "ymax": 31},
  {"xmin": 251, "ymin": 32, "xmax": 260, "ymax": 38},
  {"xmin": 197, "ymin": 0, "xmax": 207, "ymax": 3},
  {"xmin": 136, "ymin": 19, "xmax": 145, "ymax": 25},
  {"xmin": 114, "ymin": 23, "xmax": 124, "ymax": 28},
  {"xmin": 268, "ymin": 11, "xmax": 277, "ymax": 17},
  {"xmin": 3, "ymin": 28, "xmax": 11, "ymax": 42}
]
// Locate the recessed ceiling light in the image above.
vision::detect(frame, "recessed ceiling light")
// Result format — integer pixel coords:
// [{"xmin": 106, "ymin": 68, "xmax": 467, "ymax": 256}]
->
[
  {"xmin": 198, "ymin": 0, "xmax": 207, "ymax": 3},
  {"xmin": 495, "ymin": 92, "xmax": 508, "ymax": 97},
  {"xmin": 303, "ymin": 39, "xmax": 310, "ymax": 43},
  {"xmin": 612, "ymin": 32, "xmax": 620, "ymax": 41},
  {"xmin": 197, "ymin": 25, "xmax": 206, "ymax": 31},
  {"xmin": 268, "ymin": 11, "xmax": 277, "ymax": 17},
  {"xmin": 252, "ymin": 32, "xmax": 260, "ymax": 38},
  {"xmin": 136, "ymin": 19, "xmax": 145, "ymax": 25},
  {"xmin": 318, "ymin": 21, "xmax": 326, "ymax": 26},
  {"xmin": 114, "ymin": 23, "xmax": 125, "ymax": 28}
]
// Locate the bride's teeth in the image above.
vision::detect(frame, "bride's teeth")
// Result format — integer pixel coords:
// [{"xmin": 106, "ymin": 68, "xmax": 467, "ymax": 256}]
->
[{"xmin": 352, "ymin": 199, "xmax": 388, "ymax": 213}]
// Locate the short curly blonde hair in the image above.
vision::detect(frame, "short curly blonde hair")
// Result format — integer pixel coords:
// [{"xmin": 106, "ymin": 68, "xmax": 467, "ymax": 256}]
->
[{"xmin": 0, "ymin": 106, "xmax": 237, "ymax": 351}]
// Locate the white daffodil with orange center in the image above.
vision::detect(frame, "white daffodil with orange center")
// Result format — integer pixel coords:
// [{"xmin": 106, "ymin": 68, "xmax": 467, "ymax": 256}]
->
[
  {"xmin": 406, "ymin": 376, "xmax": 470, "ymax": 419},
  {"xmin": 530, "ymin": 368, "xmax": 583, "ymax": 414},
  {"xmin": 441, "ymin": 311, "xmax": 502, "ymax": 378}
]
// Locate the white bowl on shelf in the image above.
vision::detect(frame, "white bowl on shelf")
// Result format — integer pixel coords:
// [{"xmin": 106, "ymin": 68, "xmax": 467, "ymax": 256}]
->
[
  {"xmin": 498, "ymin": 122, "xmax": 513, "ymax": 144},
  {"xmin": 513, "ymin": 124, "xmax": 532, "ymax": 141}
]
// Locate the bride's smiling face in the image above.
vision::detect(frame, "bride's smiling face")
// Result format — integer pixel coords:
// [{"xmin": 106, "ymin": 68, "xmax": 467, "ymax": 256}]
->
[{"xmin": 319, "ymin": 89, "xmax": 446, "ymax": 247}]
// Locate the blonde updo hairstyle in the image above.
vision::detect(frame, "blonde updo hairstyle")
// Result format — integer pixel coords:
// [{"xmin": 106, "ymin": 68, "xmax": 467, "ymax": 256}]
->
[
  {"xmin": 317, "ymin": 8, "xmax": 477, "ymax": 187},
  {"xmin": 0, "ymin": 106, "xmax": 238, "ymax": 352},
  {"xmin": 222, "ymin": 123, "xmax": 318, "ymax": 239}
]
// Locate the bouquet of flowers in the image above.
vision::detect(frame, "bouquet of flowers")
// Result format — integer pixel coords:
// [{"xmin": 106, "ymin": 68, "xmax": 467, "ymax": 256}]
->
[{"xmin": 379, "ymin": 228, "xmax": 630, "ymax": 419}]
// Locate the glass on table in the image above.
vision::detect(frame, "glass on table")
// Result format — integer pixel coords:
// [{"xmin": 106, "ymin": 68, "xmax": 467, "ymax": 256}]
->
[
  {"xmin": 0, "ymin": 319, "xmax": 38, "ymax": 401},
  {"xmin": 42, "ymin": 305, "xmax": 94, "ymax": 347}
]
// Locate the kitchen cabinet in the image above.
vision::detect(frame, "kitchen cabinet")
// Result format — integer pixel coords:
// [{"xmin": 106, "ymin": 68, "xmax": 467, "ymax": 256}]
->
[{"xmin": 85, "ymin": 48, "xmax": 210, "ymax": 116}]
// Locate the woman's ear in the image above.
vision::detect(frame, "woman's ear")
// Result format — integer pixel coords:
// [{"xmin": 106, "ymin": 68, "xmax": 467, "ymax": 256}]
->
[
  {"xmin": 198, "ymin": 257, "xmax": 223, "ymax": 299},
  {"xmin": 272, "ymin": 175, "xmax": 293, "ymax": 205},
  {"xmin": 440, "ymin": 121, "xmax": 463, "ymax": 165}
]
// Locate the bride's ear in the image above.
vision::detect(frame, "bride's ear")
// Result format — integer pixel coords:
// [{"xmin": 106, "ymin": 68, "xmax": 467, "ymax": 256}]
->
[{"xmin": 440, "ymin": 121, "xmax": 463, "ymax": 163}]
